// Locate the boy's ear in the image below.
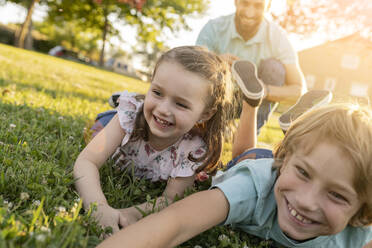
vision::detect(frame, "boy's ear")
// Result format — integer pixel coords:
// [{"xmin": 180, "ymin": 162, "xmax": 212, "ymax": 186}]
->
[{"xmin": 200, "ymin": 107, "xmax": 217, "ymax": 122}]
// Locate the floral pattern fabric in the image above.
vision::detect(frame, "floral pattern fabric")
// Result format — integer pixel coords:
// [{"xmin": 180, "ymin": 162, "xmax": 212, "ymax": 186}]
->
[{"xmin": 112, "ymin": 91, "xmax": 206, "ymax": 182}]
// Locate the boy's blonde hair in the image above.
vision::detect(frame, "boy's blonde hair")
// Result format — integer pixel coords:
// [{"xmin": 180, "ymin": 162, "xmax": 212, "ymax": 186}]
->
[{"xmin": 273, "ymin": 103, "xmax": 372, "ymax": 226}]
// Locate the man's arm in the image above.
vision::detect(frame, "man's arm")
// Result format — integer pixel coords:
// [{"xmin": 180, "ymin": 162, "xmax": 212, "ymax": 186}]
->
[
  {"xmin": 97, "ymin": 189, "xmax": 229, "ymax": 248},
  {"xmin": 265, "ymin": 63, "xmax": 306, "ymax": 103}
]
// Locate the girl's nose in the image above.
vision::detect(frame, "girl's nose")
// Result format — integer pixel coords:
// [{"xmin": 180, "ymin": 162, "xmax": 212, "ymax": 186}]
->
[{"xmin": 157, "ymin": 100, "xmax": 171, "ymax": 116}]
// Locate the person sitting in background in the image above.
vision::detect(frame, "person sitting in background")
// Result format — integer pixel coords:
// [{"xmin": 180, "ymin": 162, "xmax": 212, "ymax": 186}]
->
[{"xmin": 196, "ymin": 0, "xmax": 307, "ymax": 158}]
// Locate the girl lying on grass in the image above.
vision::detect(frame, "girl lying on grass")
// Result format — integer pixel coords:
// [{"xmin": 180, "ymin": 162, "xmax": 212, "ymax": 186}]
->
[
  {"xmin": 73, "ymin": 46, "xmax": 245, "ymax": 234},
  {"xmin": 98, "ymin": 103, "xmax": 372, "ymax": 248}
]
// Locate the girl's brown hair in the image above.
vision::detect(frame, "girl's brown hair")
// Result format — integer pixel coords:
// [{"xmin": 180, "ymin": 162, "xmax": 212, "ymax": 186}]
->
[
  {"xmin": 130, "ymin": 46, "xmax": 234, "ymax": 175},
  {"xmin": 273, "ymin": 103, "xmax": 372, "ymax": 226}
]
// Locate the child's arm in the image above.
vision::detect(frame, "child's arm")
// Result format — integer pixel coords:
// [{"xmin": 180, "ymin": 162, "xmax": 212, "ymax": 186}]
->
[
  {"xmin": 118, "ymin": 176, "xmax": 195, "ymax": 228},
  {"xmin": 98, "ymin": 188, "xmax": 229, "ymax": 248},
  {"xmin": 232, "ymin": 102, "xmax": 258, "ymax": 158},
  {"xmin": 73, "ymin": 114, "xmax": 125, "ymax": 232}
]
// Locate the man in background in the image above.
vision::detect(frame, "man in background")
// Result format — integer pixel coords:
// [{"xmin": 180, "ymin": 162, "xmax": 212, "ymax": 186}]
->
[{"xmin": 196, "ymin": 0, "xmax": 307, "ymax": 157}]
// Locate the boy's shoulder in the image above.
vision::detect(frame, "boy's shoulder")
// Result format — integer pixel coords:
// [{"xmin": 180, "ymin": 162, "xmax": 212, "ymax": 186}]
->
[
  {"xmin": 212, "ymin": 158, "xmax": 277, "ymax": 196},
  {"xmin": 328, "ymin": 225, "xmax": 372, "ymax": 248}
]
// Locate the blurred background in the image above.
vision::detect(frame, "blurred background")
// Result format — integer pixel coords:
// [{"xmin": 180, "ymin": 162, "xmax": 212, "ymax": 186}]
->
[{"xmin": 1, "ymin": 0, "xmax": 371, "ymax": 101}]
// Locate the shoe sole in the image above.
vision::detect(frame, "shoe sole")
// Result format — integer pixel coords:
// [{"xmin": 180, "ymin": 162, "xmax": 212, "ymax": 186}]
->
[
  {"xmin": 279, "ymin": 90, "xmax": 333, "ymax": 132},
  {"xmin": 108, "ymin": 93, "xmax": 121, "ymax": 108},
  {"xmin": 232, "ymin": 60, "xmax": 264, "ymax": 107}
]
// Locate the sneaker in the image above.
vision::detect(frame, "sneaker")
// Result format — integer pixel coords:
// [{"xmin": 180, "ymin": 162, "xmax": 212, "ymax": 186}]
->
[
  {"xmin": 108, "ymin": 92, "xmax": 121, "ymax": 108},
  {"xmin": 279, "ymin": 90, "xmax": 333, "ymax": 133},
  {"xmin": 232, "ymin": 60, "xmax": 264, "ymax": 107}
]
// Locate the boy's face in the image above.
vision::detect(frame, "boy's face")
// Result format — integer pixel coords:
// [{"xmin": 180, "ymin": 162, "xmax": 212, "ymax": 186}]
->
[{"xmin": 274, "ymin": 141, "xmax": 361, "ymax": 241}]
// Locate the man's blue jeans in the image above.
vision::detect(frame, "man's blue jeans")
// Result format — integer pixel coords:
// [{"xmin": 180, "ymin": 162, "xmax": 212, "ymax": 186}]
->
[{"xmin": 256, "ymin": 58, "xmax": 285, "ymax": 132}]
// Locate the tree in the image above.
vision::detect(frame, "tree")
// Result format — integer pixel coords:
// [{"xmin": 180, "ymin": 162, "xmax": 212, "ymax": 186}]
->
[
  {"xmin": 1, "ymin": 0, "xmax": 44, "ymax": 48},
  {"xmin": 33, "ymin": 19, "xmax": 102, "ymax": 60},
  {"xmin": 46, "ymin": 0, "xmax": 209, "ymax": 66},
  {"xmin": 272, "ymin": 0, "xmax": 372, "ymax": 41}
]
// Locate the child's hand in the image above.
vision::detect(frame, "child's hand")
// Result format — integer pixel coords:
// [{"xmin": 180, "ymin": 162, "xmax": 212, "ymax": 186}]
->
[
  {"xmin": 118, "ymin": 207, "xmax": 141, "ymax": 229},
  {"xmin": 93, "ymin": 204, "xmax": 125, "ymax": 236}
]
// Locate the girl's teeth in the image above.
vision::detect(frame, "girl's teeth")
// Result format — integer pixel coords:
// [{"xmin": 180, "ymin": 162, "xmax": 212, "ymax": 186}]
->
[{"xmin": 155, "ymin": 116, "xmax": 170, "ymax": 125}]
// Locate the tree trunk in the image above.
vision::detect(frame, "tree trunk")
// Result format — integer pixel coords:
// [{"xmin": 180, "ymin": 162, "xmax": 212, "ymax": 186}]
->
[
  {"xmin": 16, "ymin": 0, "xmax": 40, "ymax": 48},
  {"xmin": 99, "ymin": 9, "xmax": 109, "ymax": 67}
]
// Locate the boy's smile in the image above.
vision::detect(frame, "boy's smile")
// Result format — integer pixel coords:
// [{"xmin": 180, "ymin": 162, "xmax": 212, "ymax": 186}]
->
[{"xmin": 274, "ymin": 141, "xmax": 362, "ymax": 241}]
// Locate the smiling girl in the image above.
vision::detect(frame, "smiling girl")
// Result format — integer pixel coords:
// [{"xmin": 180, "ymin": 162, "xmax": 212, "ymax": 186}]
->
[{"xmin": 73, "ymin": 46, "xmax": 256, "ymax": 235}]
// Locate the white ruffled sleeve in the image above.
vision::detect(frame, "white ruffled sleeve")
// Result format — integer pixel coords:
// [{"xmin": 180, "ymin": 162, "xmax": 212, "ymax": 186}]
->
[
  {"xmin": 116, "ymin": 91, "xmax": 144, "ymax": 145},
  {"xmin": 169, "ymin": 134, "xmax": 207, "ymax": 178}
]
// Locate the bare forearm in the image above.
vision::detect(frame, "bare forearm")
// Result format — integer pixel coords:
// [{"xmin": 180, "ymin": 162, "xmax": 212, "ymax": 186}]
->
[
  {"xmin": 98, "ymin": 189, "xmax": 228, "ymax": 248},
  {"xmin": 266, "ymin": 83, "xmax": 303, "ymax": 103},
  {"xmin": 73, "ymin": 158, "xmax": 108, "ymax": 209},
  {"xmin": 232, "ymin": 102, "xmax": 257, "ymax": 158}
]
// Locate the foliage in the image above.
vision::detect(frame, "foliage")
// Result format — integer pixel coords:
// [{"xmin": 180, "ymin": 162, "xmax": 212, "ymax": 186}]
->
[
  {"xmin": 33, "ymin": 20, "xmax": 102, "ymax": 60},
  {"xmin": 0, "ymin": 44, "xmax": 283, "ymax": 247},
  {"xmin": 272, "ymin": 0, "xmax": 372, "ymax": 40},
  {"xmin": 46, "ymin": 0, "xmax": 210, "ymax": 65}
]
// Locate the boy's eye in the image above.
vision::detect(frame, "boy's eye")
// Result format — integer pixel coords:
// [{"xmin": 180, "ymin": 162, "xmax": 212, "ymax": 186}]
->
[
  {"xmin": 296, "ymin": 166, "xmax": 309, "ymax": 178},
  {"xmin": 329, "ymin": 191, "xmax": 348, "ymax": 203},
  {"xmin": 176, "ymin": 102, "xmax": 188, "ymax": 109}
]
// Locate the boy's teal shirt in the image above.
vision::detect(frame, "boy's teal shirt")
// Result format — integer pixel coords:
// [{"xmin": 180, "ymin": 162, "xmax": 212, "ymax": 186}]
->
[{"xmin": 212, "ymin": 159, "xmax": 372, "ymax": 247}]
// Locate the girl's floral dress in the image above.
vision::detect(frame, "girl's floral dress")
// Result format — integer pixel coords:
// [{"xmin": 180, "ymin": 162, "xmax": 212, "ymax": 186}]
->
[{"xmin": 111, "ymin": 91, "xmax": 206, "ymax": 182}]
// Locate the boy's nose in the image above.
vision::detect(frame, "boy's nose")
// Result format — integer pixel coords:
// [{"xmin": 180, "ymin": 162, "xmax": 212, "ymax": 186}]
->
[{"xmin": 295, "ymin": 189, "xmax": 320, "ymax": 213}]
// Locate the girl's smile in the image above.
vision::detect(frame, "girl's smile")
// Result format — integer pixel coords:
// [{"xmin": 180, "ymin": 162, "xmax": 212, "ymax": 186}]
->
[
  {"xmin": 143, "ymin": 61, "xmax": 210, "ymax": 150},
  {"xmin": 153, "ymin": 115, "xmax": 173, "ymax": 128}
]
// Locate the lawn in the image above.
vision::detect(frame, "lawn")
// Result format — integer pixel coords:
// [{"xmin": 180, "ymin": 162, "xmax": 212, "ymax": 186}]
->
[{"xmin": 0, "ymin": 43, "xmax": 284, "ymax": 247}]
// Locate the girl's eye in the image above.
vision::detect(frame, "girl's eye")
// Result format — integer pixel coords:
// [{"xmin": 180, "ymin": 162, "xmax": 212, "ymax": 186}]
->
[
  {"xmin": 176, "ymin": 102, "xmax": 188, "ymax": 109},
  {"xmin": 329, "ymin": 191, "xmax": 348, "ymax": 203},
  {"xmin": 296, "ymin": 166, "xmax": 309, "ymax": 178}
]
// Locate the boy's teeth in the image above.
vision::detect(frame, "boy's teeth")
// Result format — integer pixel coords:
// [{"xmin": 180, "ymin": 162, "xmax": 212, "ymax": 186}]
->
[{"xmin": 288, "ymin": 205, "xmax": 313, "ymax": 224}]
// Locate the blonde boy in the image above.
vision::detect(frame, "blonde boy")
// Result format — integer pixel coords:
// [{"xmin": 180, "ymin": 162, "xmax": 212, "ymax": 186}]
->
[{"xmin": 98, "ymin": 103, "xmax": 372, "ymax": 248}]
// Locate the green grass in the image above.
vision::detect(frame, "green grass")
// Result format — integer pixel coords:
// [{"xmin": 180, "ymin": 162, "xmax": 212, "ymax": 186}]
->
[{"xmin": 0, "ymin": 43, "xmax": 283, "ymax": 247}]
